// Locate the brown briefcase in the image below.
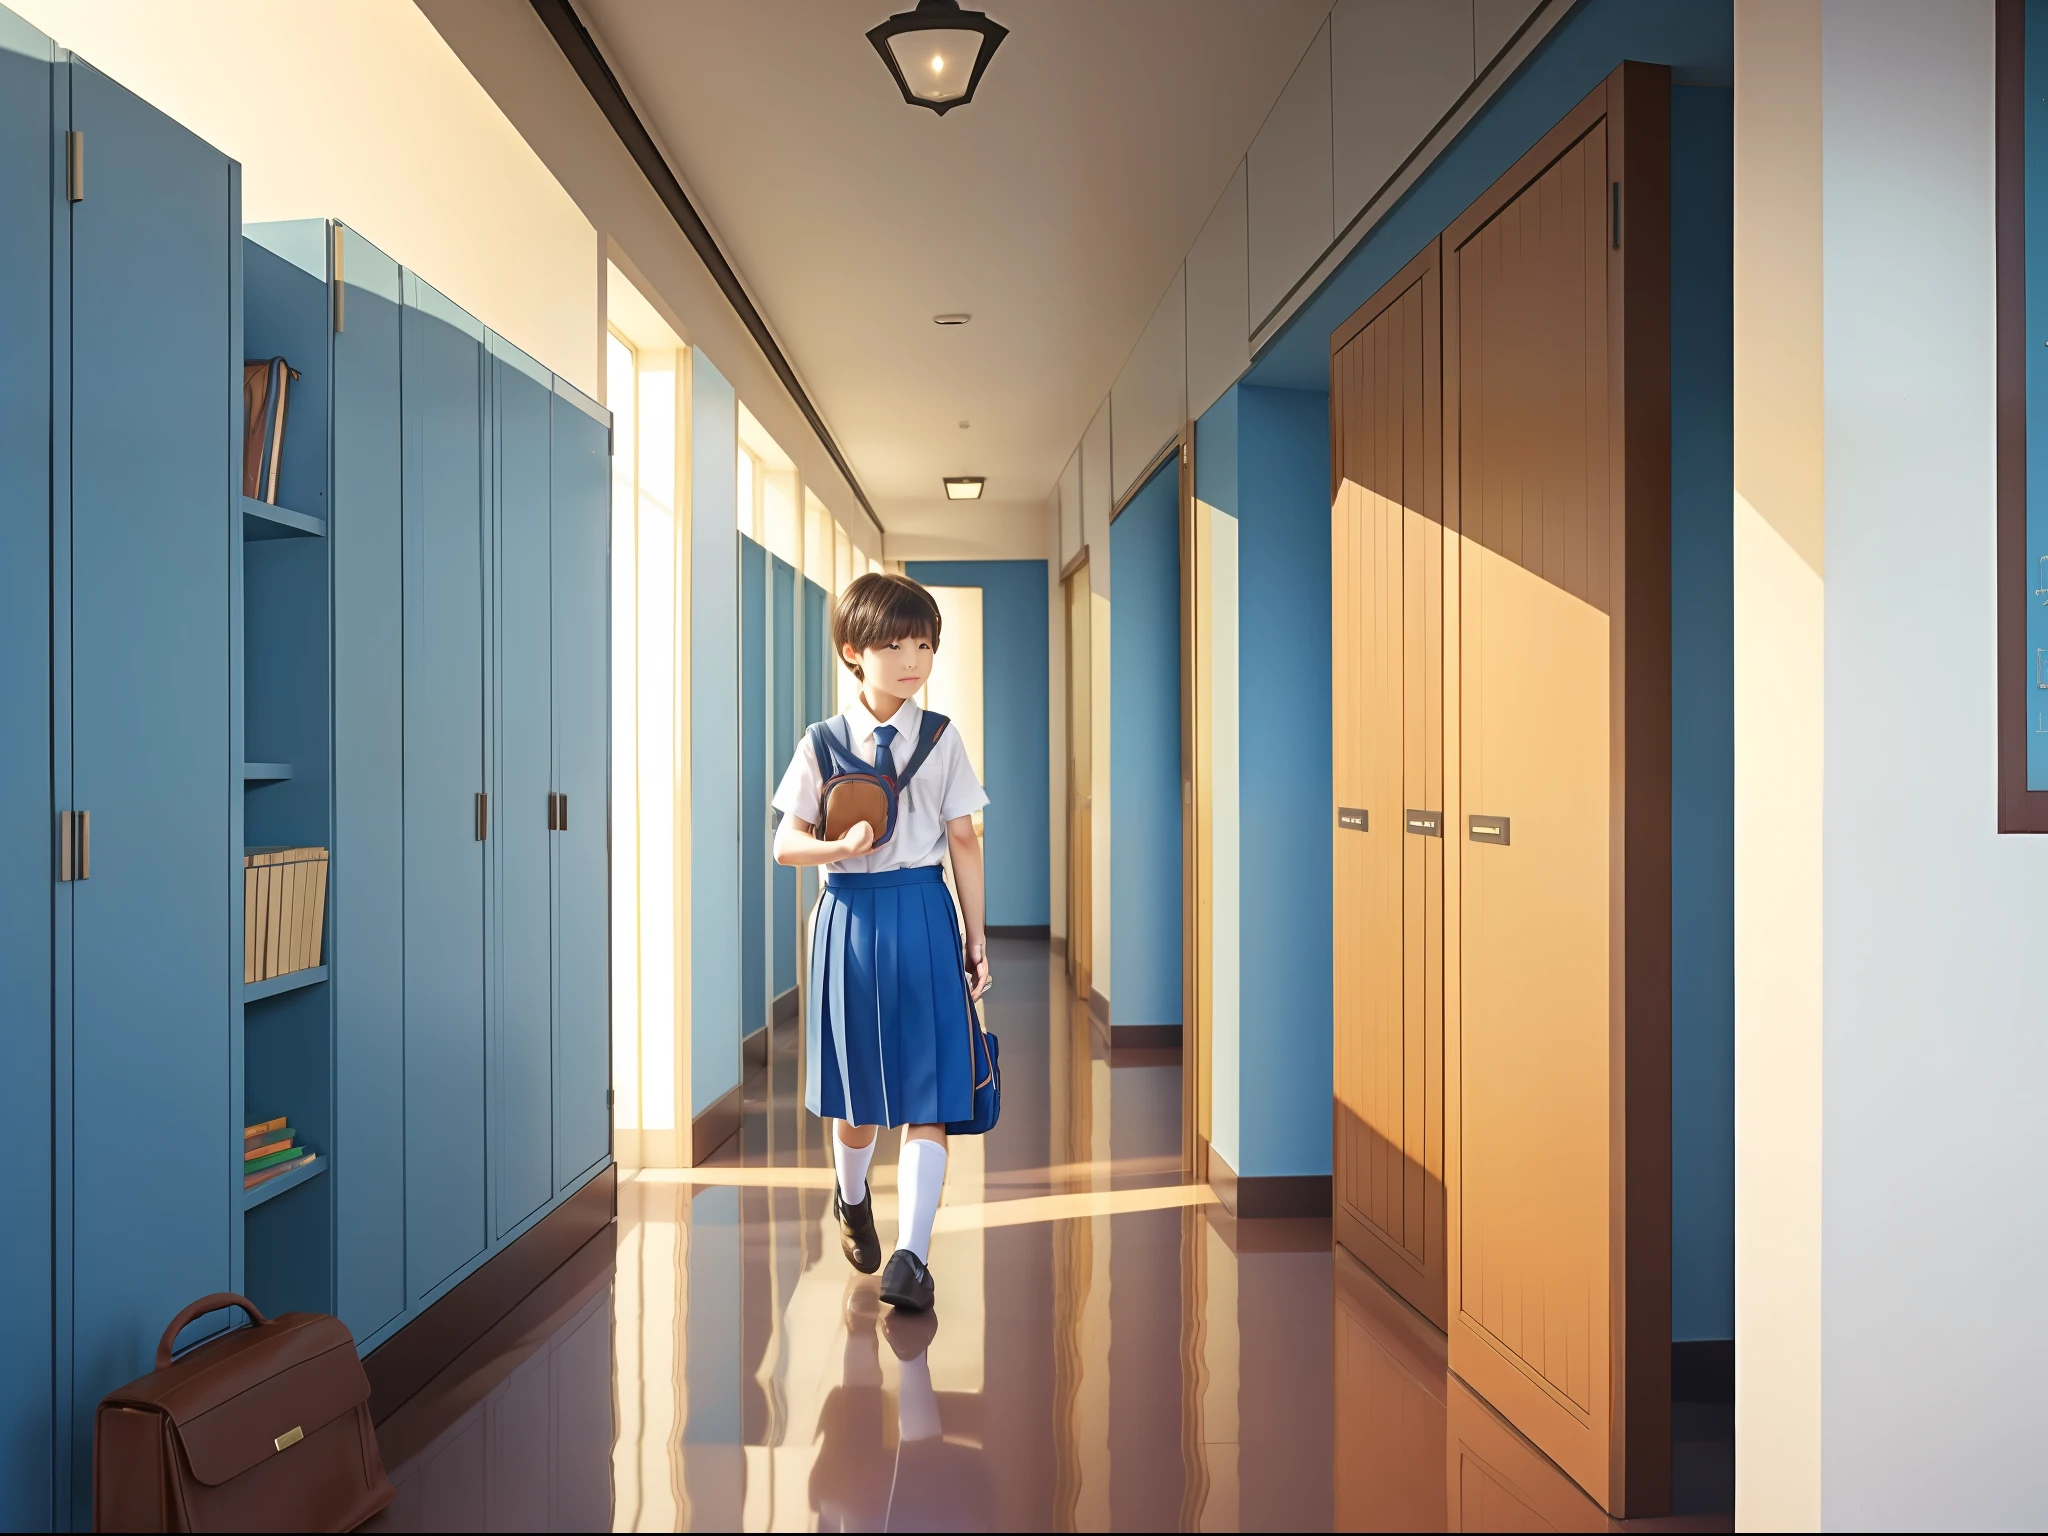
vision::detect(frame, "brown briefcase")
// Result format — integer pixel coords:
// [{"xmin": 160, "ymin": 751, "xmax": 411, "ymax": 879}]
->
[{"xmin": 94, "ymin": 1292, "xmax": 393, "ymax": 1533}]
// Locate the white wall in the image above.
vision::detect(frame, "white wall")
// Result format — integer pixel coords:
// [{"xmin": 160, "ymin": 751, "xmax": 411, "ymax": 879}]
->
[
  {"xmin": 419, "ymin": 0, "xmax": 884, "ymax": 560},
  {"xmin": 1816, "ymin": 3, "xmax": 2048, "ymax": 1527},
  {"xmin": 1247, "ymin": 18, "xmax": 1334, "ymax": 330},
  {"xmin": 1051, "ymin": 0, "xmax": 1569, "ymax": 593},
  {"xmin": 16, "ymin": 0, "xmax": 600, "ymax": 395},
  {"xmin": 1331, "ymin": 0, "xmax": 1475, "ymax": 229},
  {"xmin": 1186, "ymin": 164, "xmax": 1251, "ymax": 423},
  {"xmin": 1732, "ymin": 3, "xmax": 1825, "ymax": 1527},
  {"xmin": 1110, "ymin": 268, "xmax": 1187, "ymax": 501}
]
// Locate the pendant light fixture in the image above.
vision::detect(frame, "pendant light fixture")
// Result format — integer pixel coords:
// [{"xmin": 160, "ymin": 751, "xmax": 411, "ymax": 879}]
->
[{"xmin": 867, "ymin": 0, "xmax": 1008, "ymax": 115}]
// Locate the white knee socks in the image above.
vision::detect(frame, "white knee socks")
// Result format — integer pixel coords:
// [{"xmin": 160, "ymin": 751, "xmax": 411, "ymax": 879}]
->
[
  {"xmin": 834, "ymin": 1127, "xmax": 876, "ymax": 1204},
  {"xmin": 895, "ymin": 1138, "xmax": 948, "ymax": 1264}
]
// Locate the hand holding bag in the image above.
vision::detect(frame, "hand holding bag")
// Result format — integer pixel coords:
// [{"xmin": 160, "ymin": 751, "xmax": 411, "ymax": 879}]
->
[
  {"xmin": 94, "ymin": 1292, "xmax": 393, "ymax": 1533},
  {"xmin": 808, "ymin": 712, "xmax": 951, "ymax": 849}
]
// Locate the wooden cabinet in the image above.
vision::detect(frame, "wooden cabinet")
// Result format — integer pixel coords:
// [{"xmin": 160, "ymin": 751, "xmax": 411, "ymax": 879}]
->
[{"xmin": 1328, "ymin": 62, "xmax": 1672, "ymax": 1520}]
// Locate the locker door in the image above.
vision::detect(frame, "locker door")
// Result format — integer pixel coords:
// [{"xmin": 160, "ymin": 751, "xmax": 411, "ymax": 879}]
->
[
  {"xmin": 332, "ymin": 225, "xmax": 407, "ymax": 1342},
  {"xmin": 0, "ymin": 18, "xmax": 54, "ymax": 1529},
  {"xmin": 1441, "ymin": 65, "xmax": 1670, "ymax": 1515},
  {"xmin": 551, "ymin": 387, "xmax": 611, "ymax": 1184},
  {"xmin": 402, "ymin": 280, "xmax": 488, "ymax": 1298},
  {"xmin": 66, "ymin": 57, "xmax": 237, "ymax": 1502},
  {"xmin": 1329, "ymin": 244, "xmax": 1445, "ymax": 1330},
  {"xmin": 493, "ymin": 346, "xmax": 553, "ymax": 1235},
  {"xmin": 771, "ymin": 556, "xmax": 799, "ymax": 1006},
  {"xmin": 739, "ymin": 537, "xmax": 768, "ymax": 1043}
]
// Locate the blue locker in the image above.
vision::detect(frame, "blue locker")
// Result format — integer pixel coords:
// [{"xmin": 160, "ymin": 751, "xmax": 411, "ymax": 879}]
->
[
  {"xmin": 401, "ymin": 276, "xmax": 488, "ymax": 1301},
  {"xmin": 551, "ymin": 383, "xmax": 612, "ymax": 1186},
  {"xmin": 771, "ymin": 557, "xmax": 798, "ymax": 999},
  {"xmin": 328, "ymin": 225, "xmax": 408, "ymax": 1345},
  {"xmin": 493, "ymin": 341, "xmax": 555, "ymax": 1236},
  {"xmin": 740, "ymin": 536, "xmax": 769, "ymax": 1044},
  {"xmin": 799, "ymin": 579, "xmax": 832, "ymax": 932},
  {"xmin": 0, "ymin": 14, "xmax": 54, "ymax": 1530},
  {"xmin": 65, "ymin": 56, "xmax": 237, "ymax": 1510}
]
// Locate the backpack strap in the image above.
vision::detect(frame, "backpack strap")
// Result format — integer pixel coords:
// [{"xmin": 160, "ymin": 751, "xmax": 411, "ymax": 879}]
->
[{"xmin": 894, "ymin": 712, "xmax": 950, "ymax": 793}]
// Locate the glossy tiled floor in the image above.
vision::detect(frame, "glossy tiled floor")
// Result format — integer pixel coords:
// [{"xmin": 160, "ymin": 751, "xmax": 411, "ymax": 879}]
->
[{"xmin": 367, "ymin": 938, "xmax": 1731, "ymax": 1532}]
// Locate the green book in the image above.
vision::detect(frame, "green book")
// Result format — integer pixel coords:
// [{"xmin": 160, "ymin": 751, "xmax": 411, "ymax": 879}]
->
[{"xmin": 243, "ymin": 1144, "xmax": 307, "ymax": 1174}]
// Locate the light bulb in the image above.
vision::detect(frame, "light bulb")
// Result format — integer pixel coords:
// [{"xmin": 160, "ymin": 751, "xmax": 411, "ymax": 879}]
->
[{"xmin": 931, "ymin": 53, "xmax": 945, "ymax": 72}]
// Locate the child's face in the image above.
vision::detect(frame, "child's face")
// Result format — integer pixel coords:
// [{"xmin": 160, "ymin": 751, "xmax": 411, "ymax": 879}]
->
[{"xmin": 846, "ymin": 631, "xmax": 935, "ymax": 701}]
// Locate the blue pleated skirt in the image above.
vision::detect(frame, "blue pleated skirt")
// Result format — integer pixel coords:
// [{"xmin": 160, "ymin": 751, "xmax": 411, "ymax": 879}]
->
[{"xmin": 807, "ymin": 865, "xmax": 975, "ymax": 1128}]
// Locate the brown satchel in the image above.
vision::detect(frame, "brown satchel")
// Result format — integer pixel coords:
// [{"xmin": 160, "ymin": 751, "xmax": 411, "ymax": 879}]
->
[{"xmin": 94, "ymin": 1293, "xmax": 393, "ymax": 1533}]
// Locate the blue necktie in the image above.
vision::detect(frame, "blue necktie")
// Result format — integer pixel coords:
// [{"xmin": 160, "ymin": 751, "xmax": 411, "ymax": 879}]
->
[{"xmin": 873, "ymin": 724, "xmax": 898, "ymax": 781}]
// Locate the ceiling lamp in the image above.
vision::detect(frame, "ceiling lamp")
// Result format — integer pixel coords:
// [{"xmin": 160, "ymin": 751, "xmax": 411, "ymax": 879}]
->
[
  {"xmin": 943, "ymin": 477, "xmax": 985, "ymax": 500},
  {"xmin": 868, "ymin": 0, "xmax": 1008, "ymax": 115}
]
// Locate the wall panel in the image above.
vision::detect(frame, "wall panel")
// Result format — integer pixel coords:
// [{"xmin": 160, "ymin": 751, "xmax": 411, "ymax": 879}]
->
[
  {"xmin": 1111, "ymin": 269, "xmax": 1187, "ymax": 502},
  {"xmin": 1332, "ymin": 0, "xmax": 1474, "ymax": 229},
  {"xmin": 1187, "ymin": 163, "xmax": 1251, "ymax": 421},
  {"xmin": 1248, "ymin": 20, "xmax": 1334, "ymax": 328}
]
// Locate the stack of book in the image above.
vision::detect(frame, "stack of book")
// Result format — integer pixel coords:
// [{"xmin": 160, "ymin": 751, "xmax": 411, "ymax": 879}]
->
[
  {"xmin": 243, "ymin": 1115, "xmax": 315, "ymax": 1191},
  {"xmin": 243, "ymin": 846, "xmax": 329, "ymax": 983}
]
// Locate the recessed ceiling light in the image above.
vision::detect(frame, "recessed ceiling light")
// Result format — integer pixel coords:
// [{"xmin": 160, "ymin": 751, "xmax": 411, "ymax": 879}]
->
[
  {"xmin": 943, "ymin": 477, "xmax": 985, "ymax": 500},
  {"xmin": 933, "ymin": 313, "xmax": 971, "ymax": 326}
]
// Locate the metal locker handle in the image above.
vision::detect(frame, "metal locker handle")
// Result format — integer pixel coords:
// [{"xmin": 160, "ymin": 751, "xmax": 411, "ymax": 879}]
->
[
  {"xmin": 77, "ymin": 810, "xmax": 90, "ymax": 878},
  {"xmin": 476, "ymin": 792, "xmax": 489, "ymax": 841},
  {"xmin": 56, "ymin": 811, "xmax": 73, "ymax": 882},
  {"xmin": 1467, "ymin": 815, "xmax": 1510, "ymax": 846},
  {"xmin": 557, "ymin": 792, "xmax": 567, "ymax": 832}
]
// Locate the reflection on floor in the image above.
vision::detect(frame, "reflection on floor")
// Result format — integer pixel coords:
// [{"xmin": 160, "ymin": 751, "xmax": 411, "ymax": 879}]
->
[{"xmin": 367, "ymin": 938, "xmax": 1732, "ymax": 1532}]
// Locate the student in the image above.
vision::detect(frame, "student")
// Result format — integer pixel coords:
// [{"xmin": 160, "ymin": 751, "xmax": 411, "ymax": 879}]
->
[{"xmin": 772, "ymin": 572, "xmax": 992, "ymax": 1312}]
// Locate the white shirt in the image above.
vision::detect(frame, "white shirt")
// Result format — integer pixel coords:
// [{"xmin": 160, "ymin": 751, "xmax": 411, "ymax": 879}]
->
[{"xmin": 772, "ymin": 695, "xmax": 988, "ymax": 874}]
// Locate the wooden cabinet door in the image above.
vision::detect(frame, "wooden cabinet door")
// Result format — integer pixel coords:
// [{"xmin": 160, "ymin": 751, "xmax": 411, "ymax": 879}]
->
[
  {"xmin": 551, "ymin": 386, "xmax": 611, "ymax": 1186},
  {"xmin": 1442, "ymin": 65, "xmax": 1670, "ymax": 1516},
  {"xmin": 1330, "ymin": 245, "xmax": 1447, "ymax": 1328},
  {"xmin": 402, "ymin": 279, "xmax": 488, "ymax": 1299},
  {"xmin": 66, "ymin": 59, "xmax": 237, "ymax": 1505},
  {"xmin": 492, "ymin": 345, "xmax": 554, "ymax": 1237}
]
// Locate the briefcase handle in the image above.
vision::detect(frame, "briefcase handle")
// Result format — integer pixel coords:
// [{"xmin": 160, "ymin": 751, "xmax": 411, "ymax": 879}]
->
[{"xmin": 156, "ymin": 1293, "xmax": 270, "ymax": 1369}]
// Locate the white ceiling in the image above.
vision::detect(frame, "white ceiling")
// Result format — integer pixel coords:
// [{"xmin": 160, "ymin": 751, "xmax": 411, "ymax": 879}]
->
[{"xmin": 580, "ymin": 0, "xmax": 1331, "ymax": 527}]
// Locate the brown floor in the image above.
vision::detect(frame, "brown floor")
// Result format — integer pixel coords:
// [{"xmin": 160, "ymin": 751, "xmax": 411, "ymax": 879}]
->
[{"xmin": 365, "ymin": 937, "xmax": 1732, "ymax": 1532}]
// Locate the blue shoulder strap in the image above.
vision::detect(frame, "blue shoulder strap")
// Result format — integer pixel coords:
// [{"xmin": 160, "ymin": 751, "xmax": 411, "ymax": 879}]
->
[{"xmin": 895, "ymin": 712, "xmax": 950, "ymax": 791}]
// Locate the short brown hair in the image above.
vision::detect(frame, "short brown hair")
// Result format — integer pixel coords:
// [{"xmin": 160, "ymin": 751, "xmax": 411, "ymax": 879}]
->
[{"xmin": 833, "ymin": 572, "xmax": 942, "ymax": 680}]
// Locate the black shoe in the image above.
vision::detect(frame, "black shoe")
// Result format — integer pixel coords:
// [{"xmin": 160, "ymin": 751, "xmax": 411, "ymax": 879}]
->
[
  {"xmin": 835, "ymin": 1187, "xmax": 883, "ymax": 1274},
  {"xmin": 879, "ymin": 1249, "xmax": 935, "ymax": 1312}
]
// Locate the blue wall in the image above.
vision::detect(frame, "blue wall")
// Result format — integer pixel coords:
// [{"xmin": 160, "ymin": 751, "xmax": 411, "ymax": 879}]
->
[
  {"xmin": 904, "ymin": 560, "xmax": 1051, "ymax": 928},
  {"xmin": 1229, "ymin": 0, "xmax": 1735, "ymax": 1336},
  {"xmin": 1106, "ymin": 464, "xmax": 1183, "ymax": 1025},
  {"xmin": 1668, "ymin": 84, "xmax": 1735, "ymax": 1342},
  {"xmin": 690, "ymin": 352, "xmax": 740, "ymax": 1115},
  {"xmin": 1198, "ymin": 384, "xmax": 1335, "ymax": 1178}
]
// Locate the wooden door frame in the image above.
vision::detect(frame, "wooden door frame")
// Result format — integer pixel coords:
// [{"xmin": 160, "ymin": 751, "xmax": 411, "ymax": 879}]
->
[
  {"xmin": 1438, "ymin": 61, "xmax": 1672, "ymax": 1517},
  {"xmin": 1060, "ymin": 550, "xmax": 1091, "ymax": 998}
]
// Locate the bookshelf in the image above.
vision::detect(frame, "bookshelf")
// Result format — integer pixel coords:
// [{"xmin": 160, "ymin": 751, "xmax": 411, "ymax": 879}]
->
[
  {"xmin": 242, "ymin": 1153, "xmax": 328, "ymax": 1212},
  {"xmin": 239, "ymin": 227, "xmax": 338, "ymax": 1321},
  {"xmin": 245, "ymin": 965, "xmax": 328, "ymax": 1004},
  {"xmin": 242, "ymin": 495, "xmax": 325, "ymax": 540}
]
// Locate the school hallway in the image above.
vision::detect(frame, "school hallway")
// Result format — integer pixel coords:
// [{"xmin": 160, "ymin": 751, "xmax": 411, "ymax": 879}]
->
[{"xmin": 359, "ymin": 937, "xmax": 1731, "ymax": 1531}]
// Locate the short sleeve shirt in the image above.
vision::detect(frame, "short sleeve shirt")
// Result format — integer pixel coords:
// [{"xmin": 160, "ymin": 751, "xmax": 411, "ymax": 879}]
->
[{"xmin": 772, "ymin": 696, "xmax": 988, "ymax": 874}]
